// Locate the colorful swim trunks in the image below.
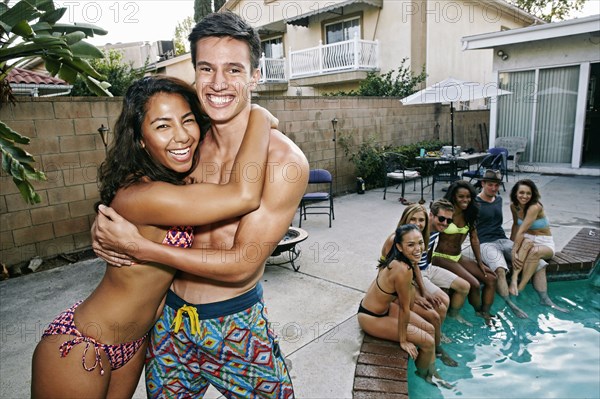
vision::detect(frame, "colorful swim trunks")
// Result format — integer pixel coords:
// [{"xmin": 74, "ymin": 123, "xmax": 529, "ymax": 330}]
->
[{"xmin": 145, "ymin": 283, "xmax": 294, "ymax": 398}]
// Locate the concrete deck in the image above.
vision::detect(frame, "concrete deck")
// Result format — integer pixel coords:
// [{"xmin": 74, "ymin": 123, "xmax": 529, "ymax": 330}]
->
[{"xmin": 1, "ymin": 172, "xmax": 598, "ymax": 398}]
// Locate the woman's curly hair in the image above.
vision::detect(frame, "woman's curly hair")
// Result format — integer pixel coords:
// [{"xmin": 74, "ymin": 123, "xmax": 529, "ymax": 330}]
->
[{"xmin": 98, "ymin": 75, "xmax": 208, "ymax": 206}]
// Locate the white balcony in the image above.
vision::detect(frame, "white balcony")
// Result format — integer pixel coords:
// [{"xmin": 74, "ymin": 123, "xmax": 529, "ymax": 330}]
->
[
  {"xmin": 258, "ymin": 55, "xmax": 287, "ymax": 83},
  {"xmin": 289, "ymin": 37, "xmax": 379, "ymax": 79}
]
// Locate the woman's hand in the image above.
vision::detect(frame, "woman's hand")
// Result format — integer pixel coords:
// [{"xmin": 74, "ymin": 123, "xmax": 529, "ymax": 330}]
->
[
  {"xmin": 400, "ymin": 341, "xmax": 418, "ymax": 359},
  {"xmin": 414, "ymin": 295, "xmax": 432, "ymax": 310},
  {"xmin": 91, "ymin": 205, "xmax": 142, "ymax": 266},
  {"xmin": 478, "ymin": 262, "xmax": 488, "ymax": 277},
  {"xmin": 425, "ymin": 291, "xmax": 443, "ymax": 308}
]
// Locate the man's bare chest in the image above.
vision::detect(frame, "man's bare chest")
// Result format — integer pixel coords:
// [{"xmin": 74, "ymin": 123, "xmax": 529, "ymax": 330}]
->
[{"xmin": 191, "ymin": 159, "xmax": 240, "ymax": 248}]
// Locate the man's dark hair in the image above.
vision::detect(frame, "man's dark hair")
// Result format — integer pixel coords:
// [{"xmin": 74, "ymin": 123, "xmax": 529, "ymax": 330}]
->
[{"xmin": 189, "ymin": 11, "xmax": 261, "ymax": 70}]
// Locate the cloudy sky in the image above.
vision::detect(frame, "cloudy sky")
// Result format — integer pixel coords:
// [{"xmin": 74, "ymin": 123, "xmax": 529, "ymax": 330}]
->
[{"xmin": 55, "ymin": 0, "xmax": 197, "ymax": 45}]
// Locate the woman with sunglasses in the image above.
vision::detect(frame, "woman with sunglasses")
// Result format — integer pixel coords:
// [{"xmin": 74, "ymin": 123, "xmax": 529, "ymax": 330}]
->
[{"xmin": 432, "ymin": 181, "xmax": 497, "ymax": 323}]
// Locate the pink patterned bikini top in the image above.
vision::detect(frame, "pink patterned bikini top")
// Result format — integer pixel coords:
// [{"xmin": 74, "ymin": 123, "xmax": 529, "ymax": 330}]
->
[{"xmin": 162, "ymin": 226, "xmax": 194, "ymax": 248}]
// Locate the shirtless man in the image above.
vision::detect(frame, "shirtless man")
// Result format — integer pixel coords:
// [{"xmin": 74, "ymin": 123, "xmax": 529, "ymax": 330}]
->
[
  {"xmin": 93, "ymin": 12, "xmax": 308, "ymax": 397},
  {"xmin": 475, "ymin": 170, "xmax": 566, "ymax": 319}
]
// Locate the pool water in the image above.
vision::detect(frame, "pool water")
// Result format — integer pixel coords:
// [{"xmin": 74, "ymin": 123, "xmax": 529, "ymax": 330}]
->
[{"xmin": 408, "ymin": 274, "xmax": 600, "ymax": 399}]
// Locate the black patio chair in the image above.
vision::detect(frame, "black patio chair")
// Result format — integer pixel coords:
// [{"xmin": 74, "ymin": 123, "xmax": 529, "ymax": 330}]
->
[
  {"xmin": 431, "ymin": 158, "xmax": 469, "ymax": 200},
  {"xmin": 382, "ymin": 152, "xmax": 424, "ymax": 204}
]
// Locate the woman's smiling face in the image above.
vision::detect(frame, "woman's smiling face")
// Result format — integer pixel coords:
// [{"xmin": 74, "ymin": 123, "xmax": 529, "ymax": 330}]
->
[
  {"xmin": 396, "ymin": 229, "xmax": 424, "ymax": 264},
  {"xmin": 140, "ymin": 92, "xmax": 200, "ymax": 173},
  {"xmin": 455, "ymin": 188, "xmax": 471, "ymax": 210},
  {"xmin": 408, "ymin": 210, "xmax": 427, "ymax": 232},
  {"xmin": 516, "ymin": 184, "xmax": 533, "ymax": 206}
]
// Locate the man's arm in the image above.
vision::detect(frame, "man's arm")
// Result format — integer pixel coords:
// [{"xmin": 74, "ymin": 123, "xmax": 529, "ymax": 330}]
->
[{"xmin": 95, "ymin": 135, "xmax": 309, "ymax": 281}]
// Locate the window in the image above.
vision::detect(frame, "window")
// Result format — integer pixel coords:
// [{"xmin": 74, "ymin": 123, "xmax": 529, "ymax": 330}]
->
[
  {"xmin": 261, "ymin": 36, "xmax": 283, "ymax": 59},
  {"xmin": 325, "ymin": 17, "xmax": 360, "ymax": 44}
]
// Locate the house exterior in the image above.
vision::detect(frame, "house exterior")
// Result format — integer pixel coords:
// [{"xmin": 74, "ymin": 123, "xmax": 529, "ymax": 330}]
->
[
  {"xmin": 222, "ymin": 0, "xmax": 538, "ymax": 99},
  {"xmin": 99, "ymin": 40, "xmax": 177, "ymax": 69},
  {"xmin": 7, "ymin": 68, "xmax": 72, "ymax": 97},
  {"xmin": 462, "ymin": 14, "xmax": 600, "ymax": 170}
]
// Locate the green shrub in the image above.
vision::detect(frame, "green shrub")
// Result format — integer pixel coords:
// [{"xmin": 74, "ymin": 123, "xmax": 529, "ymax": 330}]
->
[{"xmin": 339, "ymin": 136, "xmax": 447, "ymax": 188}]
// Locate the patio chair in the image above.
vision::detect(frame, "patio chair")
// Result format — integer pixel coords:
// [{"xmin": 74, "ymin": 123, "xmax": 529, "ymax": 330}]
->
[
  {"xmin": 382, "ymin": 152, "xmax": 424, "ymax": 203},
  {"xmin": 487, "ymin": 147, "xmax": 509, "ymax": 182},
  {"xmin": 495, "ymin": 136, "xmax": 528, "ymax": 173},
  {"xmin": 431, "ymin": 158, "xmax": 469, "ymax": 200},
  {"xmin": 462, "ymin": 153, "xmax": 506, "ymax": 191},
  {"xmin": 299, "ymin": 169, "xmax": 335, "ymax": 228}
]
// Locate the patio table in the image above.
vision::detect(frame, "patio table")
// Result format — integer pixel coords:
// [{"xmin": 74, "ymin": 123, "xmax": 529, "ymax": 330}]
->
[{"xmin": 415, "ymin": 152, "xmax": 488, "ymax": 200}]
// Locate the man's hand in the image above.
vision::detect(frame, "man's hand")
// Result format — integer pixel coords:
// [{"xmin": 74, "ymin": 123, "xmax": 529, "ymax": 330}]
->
[{"xmin": 92, "ymin": 205, "xmax": 140, "ymax": 266}]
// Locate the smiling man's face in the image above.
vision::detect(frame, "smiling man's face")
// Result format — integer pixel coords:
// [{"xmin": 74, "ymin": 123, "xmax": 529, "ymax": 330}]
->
[{"xmin": 194, "ymin": 36, "xmax": 260, "ymax": 124}]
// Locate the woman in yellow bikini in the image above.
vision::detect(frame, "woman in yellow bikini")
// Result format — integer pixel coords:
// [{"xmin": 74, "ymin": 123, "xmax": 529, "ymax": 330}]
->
[{"xmin": 432, "ymin": 180, "xmax": 497, "ymax": 322}]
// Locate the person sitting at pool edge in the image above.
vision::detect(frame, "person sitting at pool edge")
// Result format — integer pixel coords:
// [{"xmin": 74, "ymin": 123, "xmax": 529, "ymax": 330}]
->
[{"xmin": 475, "ymin": 170, "xmax": 568, "ymax": 319}]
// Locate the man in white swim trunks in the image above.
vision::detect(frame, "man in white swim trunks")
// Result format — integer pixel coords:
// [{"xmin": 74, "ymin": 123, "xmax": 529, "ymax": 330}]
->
[{"xmin": 475, "ymin": 170, "xmax": 567, "ymax": 319}]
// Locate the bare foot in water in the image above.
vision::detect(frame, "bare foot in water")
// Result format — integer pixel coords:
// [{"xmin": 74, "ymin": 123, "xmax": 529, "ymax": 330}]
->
[
  {"xmin": 415, "ymin": 369, "xmax": 437, "ymax": 387},
  {"xmin": 540, "ymin": 297, "xmax": 570, "ymax": 313},
  {"xmin": 476, "ymin": 310, "xmax": 496, "ymax": 326},
  {"xmin": 432, "ymin": 370, "xmax": 456, "ymax": 389},
  {"xmin": 437, "ymin": 347, "xmax": 458, "ymax": 367},
  {"xmin": 504, "ymin": 297, "xmax": 529, "ymax": 319},
  {"xmin": 448, "ymin": 313, "xmax": 472, "ymax": 327},
  {"xmin": 441, "ymin": 333, "xmax": 452, "ymax": 344},
  {"xmin": 509, "ymin": 280, "xmax": 519, "ymax": 296}
]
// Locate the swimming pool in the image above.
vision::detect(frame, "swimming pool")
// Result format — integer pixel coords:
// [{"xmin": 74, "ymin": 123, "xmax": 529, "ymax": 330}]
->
[{"xmin": 409, "ymin": 273, "xmax": 600, "ymax": 399}]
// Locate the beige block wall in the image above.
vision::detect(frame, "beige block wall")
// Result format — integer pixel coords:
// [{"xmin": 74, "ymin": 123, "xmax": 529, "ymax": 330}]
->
[{"xmin": 0, "ymin": 96, "xmax": 489, "ymax": 266}]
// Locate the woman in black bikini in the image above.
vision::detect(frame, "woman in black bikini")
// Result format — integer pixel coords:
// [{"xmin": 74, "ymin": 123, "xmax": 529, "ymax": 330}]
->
[{"xmin": 357, "ymin": 224, "xmax": 451, "ymax": 387}]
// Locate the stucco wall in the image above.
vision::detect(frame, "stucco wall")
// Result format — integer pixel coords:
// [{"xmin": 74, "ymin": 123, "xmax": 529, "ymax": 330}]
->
[{"xmin": 0, "ymin": 96, "xmax": 489, "ymax": 266}]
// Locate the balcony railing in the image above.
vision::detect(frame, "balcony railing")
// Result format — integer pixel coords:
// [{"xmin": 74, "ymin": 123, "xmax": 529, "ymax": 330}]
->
[
  {"xmin": 258, "ymin": 55, "xmax": 286, "ymax": 83},
  {"xmin": 289, "ymin": 37, "xmax": 379, "ymax": 79}
]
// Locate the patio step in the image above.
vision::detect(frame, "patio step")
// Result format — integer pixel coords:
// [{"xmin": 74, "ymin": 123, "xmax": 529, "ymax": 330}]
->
[
  {"xmin": 546, "ymin": 227, "xmax": 599, "ymax": 280},
  {"xmin": 353, "ymin": 335, "xmax": 409, "ymax": 399}
]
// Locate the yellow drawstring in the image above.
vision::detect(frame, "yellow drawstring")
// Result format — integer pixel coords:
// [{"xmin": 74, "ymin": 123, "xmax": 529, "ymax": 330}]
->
[{"xmin": 171, "ymin": 305, "xmax": 200, "ymax": 335}]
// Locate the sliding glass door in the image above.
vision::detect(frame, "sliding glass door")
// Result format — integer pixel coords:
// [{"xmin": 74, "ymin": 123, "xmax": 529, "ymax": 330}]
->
[{"xmin": 497, "ymin": 65, "xmax": 580, "ymax": 164}]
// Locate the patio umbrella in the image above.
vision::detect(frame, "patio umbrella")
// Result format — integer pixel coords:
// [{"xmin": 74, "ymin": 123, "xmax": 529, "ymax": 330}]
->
[{"xmin": 400, "ymin": 77, "xmax": 512, "ymax": 155}]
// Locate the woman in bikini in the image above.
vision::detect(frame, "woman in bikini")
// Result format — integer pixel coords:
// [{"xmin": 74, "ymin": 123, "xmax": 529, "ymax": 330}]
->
[
  {"xmin": 381, "ymin": 204, "xmax": 458, "ymax": 367},
  {"xmin": 31, "ymin": 76, "xmax": 272, "ymax": 398},
  {"xmin": 509, "ymin": 179, "xmax": 555, "ymax": 295},
  {"xmin": 359, "ymin": 224, "xmax": 451, "ymax": 387},
  {"xmin": 432, "ymin": 180, "xmax": 497, "ymax": 322}
]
